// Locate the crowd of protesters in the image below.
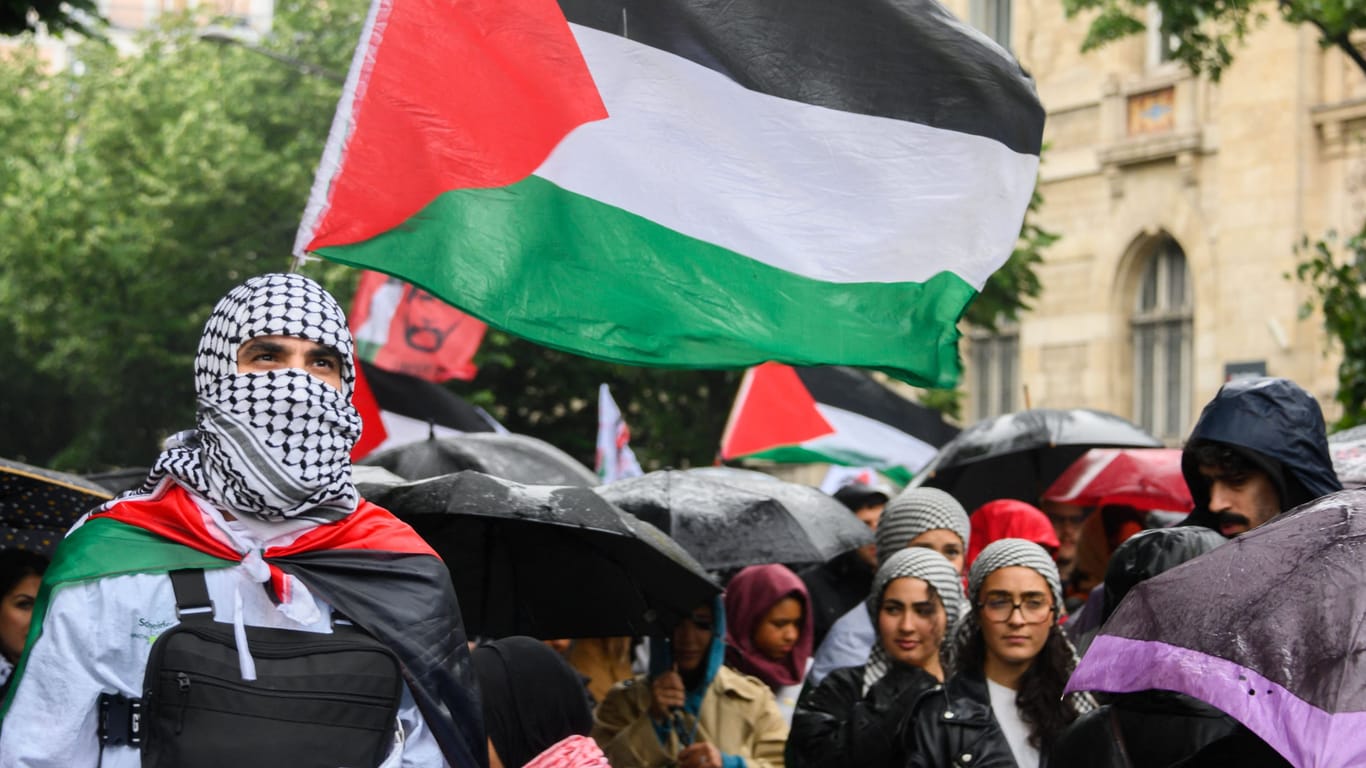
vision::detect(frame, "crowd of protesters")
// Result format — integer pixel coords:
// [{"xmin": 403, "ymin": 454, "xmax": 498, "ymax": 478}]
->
[{"xmin": 0, "ymin": 273, "xmax": 1341, "ymax": 767}]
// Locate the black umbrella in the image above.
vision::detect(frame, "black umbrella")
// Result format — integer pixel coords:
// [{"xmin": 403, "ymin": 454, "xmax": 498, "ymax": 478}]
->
[
  {"xmin": 0, "ymin": 458, "xmax": 113, "ymax": 555},
  {"xmin": 374, "ymin": 470, "xmax": 717, "ymax": 638},
  {"xmin": 911, "ymin": 408, "xmax": 1162, "ymax": 512},
  {"xmin": 1068, "ymin": 489, "xmax": 1366, "ymax": 767},
  {"xmin": 596, "ymin": 469, "xmax": 872, "ymax": 571},
  {"xmin": 361, "ymin": 433, "xmax": 599, "ymax": 487}
]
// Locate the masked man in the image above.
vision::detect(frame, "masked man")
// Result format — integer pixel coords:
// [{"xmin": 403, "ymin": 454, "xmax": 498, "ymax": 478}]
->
[{"xmin": 0, "ymin": 274, "xmax": 483, "ymax": 768}]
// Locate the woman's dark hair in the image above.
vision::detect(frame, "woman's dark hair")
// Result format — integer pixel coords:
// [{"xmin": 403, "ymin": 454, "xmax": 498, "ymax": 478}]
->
[
  {"xmin": 0, "ymin": 550, "xmax": 48, "ymax": 598},
  {"xmin": 952, "ymin": 618, "xmax": 1078, "ymax": 754}
]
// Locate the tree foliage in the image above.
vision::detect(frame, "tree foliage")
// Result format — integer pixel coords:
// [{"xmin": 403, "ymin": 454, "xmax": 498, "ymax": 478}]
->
[
  {"xmin": 1, "ymin": 0, "xmax": 100, "ymax": 37},
  {"xmin": 0, "ymin": 3, "xmax": 365, "ymax": 469},
  {"xmin": 1294, "ymin": 227, "xmax": 1366, "ymax": 429},
  {"xmin": 1062, "ymin": 0, "xmax": 1366, "ymax": 81}
]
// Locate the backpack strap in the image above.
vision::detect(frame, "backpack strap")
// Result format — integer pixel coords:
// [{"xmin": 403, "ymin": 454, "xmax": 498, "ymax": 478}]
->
[{"xmin": 168, "ymin": 569, "xmax": 214, "ymax": 622}]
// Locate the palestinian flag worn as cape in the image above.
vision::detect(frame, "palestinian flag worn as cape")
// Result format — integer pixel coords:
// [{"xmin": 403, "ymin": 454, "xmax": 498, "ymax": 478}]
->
[
  {"xmin": 0, "ymin": 483, "xmax": 486, "ymax": 768},
  {"xmin": 720, "ymin": 363, "xmax": 960, "ymax": 484},
  {"xmin": 294, "ymin": 0, "xmax": 1045, "ymax": 388}
]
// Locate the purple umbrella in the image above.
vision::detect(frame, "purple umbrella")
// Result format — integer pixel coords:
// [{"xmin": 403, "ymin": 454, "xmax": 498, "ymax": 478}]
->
[{"xmin": 1066, "ymin": 489, "xmax": 1366, "ymax": 767}]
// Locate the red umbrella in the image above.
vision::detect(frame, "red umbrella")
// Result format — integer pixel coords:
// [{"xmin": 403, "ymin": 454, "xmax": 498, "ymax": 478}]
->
[{"xmin": 1042, "ymin": 448, "xmax": 1191, "ymax": 512}]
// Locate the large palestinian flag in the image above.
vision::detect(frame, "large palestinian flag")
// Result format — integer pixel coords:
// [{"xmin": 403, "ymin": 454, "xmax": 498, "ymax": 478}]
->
[
  {"xmin": 720, "ymin": 363, "xmax": 960, "ymax": 484},
  {"xmin": 294, "ymin": 0, "xmax": 1045, "ymax": 388}
]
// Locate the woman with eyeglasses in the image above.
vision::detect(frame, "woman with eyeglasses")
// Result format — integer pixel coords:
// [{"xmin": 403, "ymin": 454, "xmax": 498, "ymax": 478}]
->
[
  {"xmin": 786, "ymin": 548, "xmax": 963, "ymax": 768},
  {"xmin": 906, "ymin": 539, "xmax": 1092, "ymax": 768}
]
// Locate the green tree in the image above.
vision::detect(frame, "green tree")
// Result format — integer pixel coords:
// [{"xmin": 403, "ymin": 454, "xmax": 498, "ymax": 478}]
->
[
  {"xmin": 2, "ymin": 0, "xmax": 100, "ymax": 37},
  {"xmin": 1063, "ymin": 0, "xmax": 1366, "ymax": 81},
  {"xmin": 1294, "ymin": 228, "xmax": 1366, "ymax": 428},
  {"xmin": 0, "ymin": 3, "xmax": 366, "ymax": 470}
]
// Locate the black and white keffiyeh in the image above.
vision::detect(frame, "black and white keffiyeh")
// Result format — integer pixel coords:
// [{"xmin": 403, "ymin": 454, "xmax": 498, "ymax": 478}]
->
[
  {"xmin": 127, "ymin": 273, "xmax": 361, "ymax": 523},
  {"xmin": 875, "ymin": 488, "xmax": 970, "ymax": 567},
  {"xmin": 862, "ymin": 547, "xmax": 964, "ymax": 694},
  {"xmin": 956, "ymin": 538, "xmax": 1096, "ymax": 716}
]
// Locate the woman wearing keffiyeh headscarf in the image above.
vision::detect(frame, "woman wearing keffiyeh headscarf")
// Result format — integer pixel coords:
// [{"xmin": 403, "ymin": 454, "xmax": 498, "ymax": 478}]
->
[
  {"xmin": 786, "ymin": 548, "xmax": 963, "ymax": 768},
  {"xmin": 906, "ymin": 539, "xmax": 1094, "ymax": 768},
  {"xmin": 0, "ymin": 274, "xmax": 484, "ymax": 768},
  {"xmin": 809, "ymin": 487, "xmax": 970, "ymax": 686}
]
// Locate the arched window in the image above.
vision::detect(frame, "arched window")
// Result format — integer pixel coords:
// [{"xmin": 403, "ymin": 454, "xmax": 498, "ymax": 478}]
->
[{"xmin": 1131, "ymin": 235, "xmax": 1192, "ymax": 439}]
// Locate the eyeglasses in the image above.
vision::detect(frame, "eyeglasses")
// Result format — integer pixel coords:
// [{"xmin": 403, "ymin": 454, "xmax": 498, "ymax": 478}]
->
[{"xmin": 978, "ymin": 596, "xmax": 1055, "ymax": 624}]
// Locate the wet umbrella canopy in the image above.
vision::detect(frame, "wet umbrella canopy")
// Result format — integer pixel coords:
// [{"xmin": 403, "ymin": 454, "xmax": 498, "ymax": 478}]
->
[
  {"xmin": 1043, "ymin": 448, "xmax": 1192, "ymax": 512},
  {"xmin": 0, "ymin": 457, "xmax": 112, "ymax": 555},
  {"xmin": 361, "ymin": 433, "xmax": 599, "ymax": 488},
  {"xmin": 374, "ymin": 470, "xmax": 717, "ymax": 638},
  {"xmin": 1328, "ymin": 424, "xmax": 1366, "ymax": 489},
  {"xmin": 913, "ymin": 408, "xmax": 1162, "ymax": 512},
  {"xmin": 1067, "ymin": 489, "xmax": 1366, "ymax": 767},
  {"xmin": 596, "ymin": 469, "xmax": 872, "ymax": 571}
]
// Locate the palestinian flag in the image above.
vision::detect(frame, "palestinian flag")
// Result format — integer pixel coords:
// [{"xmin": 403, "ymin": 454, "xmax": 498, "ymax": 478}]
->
[
  {"xmin": 720, "ymin": 363, "xmax": 960, "ymax": 484},
  {"xmin": 294, "ymin": 0, "xmax": 1044, "ymax": 388},
  {"xmin": 0, "ymin": 483, "xmax": 486, "ymax": 767}
]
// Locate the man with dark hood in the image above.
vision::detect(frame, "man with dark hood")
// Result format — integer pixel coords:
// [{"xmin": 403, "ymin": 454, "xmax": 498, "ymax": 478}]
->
[
  {"xmin": 1181, "ymin": 377, "xmax": 1341, "ymax": 537},
  {"xmin": 0, "ymin": 274, "xmax": 483, "ymax": 767}
]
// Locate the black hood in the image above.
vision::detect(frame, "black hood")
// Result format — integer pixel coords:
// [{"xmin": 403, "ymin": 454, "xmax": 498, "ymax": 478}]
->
[
  {"xmin": 1102, "ymin": 526, "xmax": 1227, "ymax": 621},
  {"xmin": 1181, "ymin": 377, "xmax": 1341, "ymax": 530}
]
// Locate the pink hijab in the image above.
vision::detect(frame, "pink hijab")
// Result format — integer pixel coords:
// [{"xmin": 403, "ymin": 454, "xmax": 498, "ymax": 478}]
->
[{"xmin": 723, "ymin": 564, "xmax": 813, "ymax": 689}]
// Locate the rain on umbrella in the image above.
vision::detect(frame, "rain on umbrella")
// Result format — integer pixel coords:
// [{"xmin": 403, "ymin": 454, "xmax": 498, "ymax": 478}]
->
[
  {"xmin": 596, "ymin": 469, "xmax": 872, "ymax": 572},
  {"xmin": 0, "ymin": 458, "xmax": 112, "ymax": 556},
  {"xmin": 1328, "ymin": 424, "xmax": 1366, "ymax": 490},
  {"xmin": 1067, "ymin": 489, "xmax": 1366, "ymax": 768},
  {"xmin": 374, "ymin": 470, "xmax": 717, "ymax": 639},
  {"xmin": 361, "ymin": 432, "xmax": 599, "ymax": 488},
  {"xmin": 912, "ymin": 408, "xmax": 1162, "ymax": 512},
  {"xmin": 1042, "ymin": 448, "xmax": 1192, "ymax": 513}
]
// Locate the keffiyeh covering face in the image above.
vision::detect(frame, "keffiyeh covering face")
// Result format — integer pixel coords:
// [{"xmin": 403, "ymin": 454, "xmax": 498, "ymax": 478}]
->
[
  {"xmin": 140, "ymin": 273, "xmax": 361, "ymax": 523},
  {"xmin": 862, "ymin": 547, "xmax": 963, "ymax": 694}
]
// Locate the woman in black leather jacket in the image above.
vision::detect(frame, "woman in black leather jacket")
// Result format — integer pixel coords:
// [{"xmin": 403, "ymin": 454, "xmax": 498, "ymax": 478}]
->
[
  {"xmin": 786, "ymin": 548, "xmax": 964, "ymax": 768},
  {"xmin": 906, "ymin": 539, "xmax": 1091, "ymax": 768}
]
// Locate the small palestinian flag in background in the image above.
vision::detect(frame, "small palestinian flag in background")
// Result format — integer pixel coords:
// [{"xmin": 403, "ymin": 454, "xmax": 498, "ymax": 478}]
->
[
  {"xmin": 294, "ymin": 0, "xmax": 1045, "ymax": 389},
  {"xmin": 596, "ymin": 383, "xmax": 644, "ymax": 483},
  {"xmin": 720, "ymin": 363, "xmax": 960, "ymax": 485}
]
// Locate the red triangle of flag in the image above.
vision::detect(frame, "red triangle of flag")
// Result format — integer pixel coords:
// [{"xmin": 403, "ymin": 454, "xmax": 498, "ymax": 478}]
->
[
  {"xmin": 350, "ymin": 356, "xmax": 388, "ymax": 461},
  {"xmin": 721, "ymin": 362, "xmax": 836, "ymax": 459}
]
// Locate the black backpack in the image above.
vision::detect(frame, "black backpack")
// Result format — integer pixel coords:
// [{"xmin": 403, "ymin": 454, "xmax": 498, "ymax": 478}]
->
[{"xmin": 99, "ymin": 568, "xmax": 405, "ymax": 768}]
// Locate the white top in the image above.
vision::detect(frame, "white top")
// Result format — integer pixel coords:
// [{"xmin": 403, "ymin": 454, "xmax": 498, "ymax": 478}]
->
[
  {"xmin": 986, "ymin": 677, "xmax": 1040, "ymax": 768},
  {"xmin": 0, "ymin": 494, "xmax": 447, "ymax": 768}
]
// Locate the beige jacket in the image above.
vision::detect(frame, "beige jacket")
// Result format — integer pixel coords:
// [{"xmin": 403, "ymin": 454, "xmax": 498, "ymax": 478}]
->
[{"xmin": 591, "ymin": 666, "xmax": 788, "ymax": 768}]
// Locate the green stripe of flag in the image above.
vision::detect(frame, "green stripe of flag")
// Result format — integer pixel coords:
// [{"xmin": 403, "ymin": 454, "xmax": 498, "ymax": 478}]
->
[{"xmin": 318, "ymin": 176, "xmax": 977, "ymax": 387}]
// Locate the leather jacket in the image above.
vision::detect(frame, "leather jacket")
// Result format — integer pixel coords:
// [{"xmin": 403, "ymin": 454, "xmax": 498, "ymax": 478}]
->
[
  {"xmin": 904, "ymin": 674, "xmax": 1021, "ymax": 768},
  {"xmin": 787, "ymin": 663, "xmax": 938, "ymax": 768}
]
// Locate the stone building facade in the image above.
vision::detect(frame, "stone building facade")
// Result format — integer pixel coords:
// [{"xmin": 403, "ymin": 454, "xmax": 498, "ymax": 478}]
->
[{"xmin": 945, "ymin": 1, "xmax": 1357, "ymax": 443}]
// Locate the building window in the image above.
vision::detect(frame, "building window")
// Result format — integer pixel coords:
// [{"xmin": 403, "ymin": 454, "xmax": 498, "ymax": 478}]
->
[
  {"xmin": 1131, "ymin": 236, "xmax": 1192, "ymax": 440},
  {"xmin": 970, "ymin": 0, "xmax": 1012, "ymax": 50},
  {"xmin": 971, "ymin": 326, "xmax": 1019, "ymax": 421},
  {"xmin": 1146, "ymin": 3, "xmax": 1179, "ymax": 68}
]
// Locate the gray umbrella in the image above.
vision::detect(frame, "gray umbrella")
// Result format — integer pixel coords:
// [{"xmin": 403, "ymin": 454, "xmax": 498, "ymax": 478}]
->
[
  {"xmin": 596, "ymin": 469, "xmax": 872, "ymax": 571},
  {"xmin": 912, "ymin": 408, "xmax": 1162, "ymax": 512},
  {"xmin": 361, "ymin": 433, "xmax": 599, "ymax": 487},
  {"xmin": 1328, "ymin": 424, "xmax": 1366, "ymax": 489},
  {"xmin": 374, "ymin": 470, "xmax": 717, "ymax": 638}
]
